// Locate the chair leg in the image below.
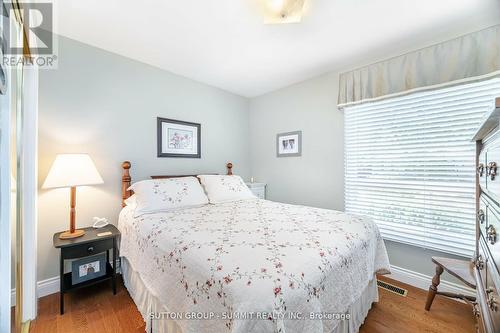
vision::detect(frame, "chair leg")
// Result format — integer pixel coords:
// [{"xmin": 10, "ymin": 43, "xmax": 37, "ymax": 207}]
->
[{"xmin": 425, "ymin": 265, "xmax": 444, "ymax": 311}]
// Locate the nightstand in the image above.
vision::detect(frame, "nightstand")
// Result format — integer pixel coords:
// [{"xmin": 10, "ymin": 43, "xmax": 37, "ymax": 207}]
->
[
  {"xmin": 246, "ymin": 182, "xmax": 267, "ymax": 199},
  {"xmin": 53, "ymin": 224, "xmax": 120, "ymax": 314}
]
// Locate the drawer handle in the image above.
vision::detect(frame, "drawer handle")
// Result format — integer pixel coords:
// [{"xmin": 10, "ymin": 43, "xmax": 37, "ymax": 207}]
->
[
  {"xmin": 478, "ymin": 209, "xmax": 485, "ymax": 224},
  {"xmin": 475, "ymin": 254, "xmax": 485, "ymax": 270},
  {"xmin": 87, "ymin": 246, "xmax": 94, "ymax": 253},
  {"xmin": 487, "ymin": 225, "xmax": 497, "ymax": 245},
  {"xmin": 488, "ymin": 162, "xmax": 497, "ymax": 180},
  {"xmin": 478, "ymin": 163, "xmax": 485, "ymax": 177}
]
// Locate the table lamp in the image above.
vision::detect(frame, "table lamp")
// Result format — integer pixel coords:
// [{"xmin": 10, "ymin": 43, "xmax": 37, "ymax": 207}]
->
[{"xmin": 43, "ymin": 154, "xmax": 103, "ymax": 239}]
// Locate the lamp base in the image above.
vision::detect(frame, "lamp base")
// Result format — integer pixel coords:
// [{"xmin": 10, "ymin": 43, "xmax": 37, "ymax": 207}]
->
[{"xmin": 59, "ymin": 229, "xmax": 85, "ymax": 239}]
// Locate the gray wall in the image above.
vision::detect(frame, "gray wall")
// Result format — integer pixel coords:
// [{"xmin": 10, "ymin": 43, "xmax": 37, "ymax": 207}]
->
[
  {"xmin": 37, "ymin": 34, "xmax": 470, "ymax": 286},
  {"xmin": 37, "ymin": 36, "xmax": 251, "ymax": 282},
  {"xmin": 249, "ymin": 72, "xmax": 344, "ymax": 210},
  {"xmin": 248, "ymin": 70, "xmax": 465, "ymax": 284}
]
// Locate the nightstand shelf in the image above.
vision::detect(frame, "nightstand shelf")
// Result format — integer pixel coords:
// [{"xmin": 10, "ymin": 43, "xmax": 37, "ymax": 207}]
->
[{"xmin": 62, "ymin": 262, "xmax": 114, "ymax": 292}]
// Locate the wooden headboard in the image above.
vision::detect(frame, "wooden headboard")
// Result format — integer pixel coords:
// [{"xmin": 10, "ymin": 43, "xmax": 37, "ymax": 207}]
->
[{"xmin": 121, "ymin": 161, "xmax": 233, "ymax": 207}]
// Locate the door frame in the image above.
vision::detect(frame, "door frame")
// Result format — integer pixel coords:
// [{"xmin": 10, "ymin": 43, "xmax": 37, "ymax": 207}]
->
[
  {"xmin": 0, "ymin": 62, "xmax": 13, "ymax": 333},
  {"xmin": 0, "ymin": 3, "xmax": 39, "ymax": 330},
  {"xmin": 20, "ymin": 65, "xmax": 38, "ymax": 321}
]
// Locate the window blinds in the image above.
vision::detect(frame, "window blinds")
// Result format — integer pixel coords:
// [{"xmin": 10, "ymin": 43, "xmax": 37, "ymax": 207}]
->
[{"xmin": 344, "ymin": 78, "xmax": 500, "ymax": 256}]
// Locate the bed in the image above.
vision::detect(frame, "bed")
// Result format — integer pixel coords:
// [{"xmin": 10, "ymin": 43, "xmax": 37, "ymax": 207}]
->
[{"xmin": 117, "ymin": 161, "xmax": 390, "ymax": 333}]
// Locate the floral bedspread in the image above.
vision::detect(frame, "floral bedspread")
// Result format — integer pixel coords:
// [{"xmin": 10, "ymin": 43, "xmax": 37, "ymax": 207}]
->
[{"xmin": 118, "ymin": 199, "xmax": 390, "ymax": 333}]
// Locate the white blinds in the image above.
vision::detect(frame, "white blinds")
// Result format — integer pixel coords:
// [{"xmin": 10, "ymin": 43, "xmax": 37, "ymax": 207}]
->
[{"xmin": 344, "ymin": 78, "xmax": 500, "ymax": 256}]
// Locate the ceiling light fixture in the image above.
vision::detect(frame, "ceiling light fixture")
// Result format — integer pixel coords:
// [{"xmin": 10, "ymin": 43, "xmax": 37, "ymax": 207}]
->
[{"xmin": 260, "ymin": 0, "xmax": 306, "ymax": 24}]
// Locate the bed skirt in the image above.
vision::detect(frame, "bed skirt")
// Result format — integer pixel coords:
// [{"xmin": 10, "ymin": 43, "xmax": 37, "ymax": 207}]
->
[{"xmin": 121, "ymin": 257, "xmax": 378, "ymax": 333}]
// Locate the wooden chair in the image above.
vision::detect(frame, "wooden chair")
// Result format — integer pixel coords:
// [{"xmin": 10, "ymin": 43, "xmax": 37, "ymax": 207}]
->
[{"xmin": 425, "ymin": 257, "xmax": 476, "ymax": 311}]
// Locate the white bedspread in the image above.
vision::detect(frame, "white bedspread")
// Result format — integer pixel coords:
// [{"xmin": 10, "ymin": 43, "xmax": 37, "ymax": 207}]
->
[{"xmin": 118, "ymin": 199, "xmax": 390, "ymax": 333}]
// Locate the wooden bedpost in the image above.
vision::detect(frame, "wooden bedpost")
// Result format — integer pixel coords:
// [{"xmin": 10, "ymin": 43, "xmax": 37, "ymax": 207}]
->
[
  {"xmin": 122, "ymin": 161, "xmax": 132, "ymax": 207},
  {"xmin": 226, "ymin": 162, "xmax": 233, "ymax": 175}
]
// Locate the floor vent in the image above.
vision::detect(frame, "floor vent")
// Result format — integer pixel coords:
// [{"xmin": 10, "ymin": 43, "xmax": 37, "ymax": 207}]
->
[{"xmin": 377, "ymin": 279, "xmax": 408, "ymax": 297}]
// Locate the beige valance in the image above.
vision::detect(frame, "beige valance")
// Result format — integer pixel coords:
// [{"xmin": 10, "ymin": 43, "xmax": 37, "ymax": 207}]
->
[{"xmin": 338, "ymin": 25, "xmax": 500, "ymax": 108}]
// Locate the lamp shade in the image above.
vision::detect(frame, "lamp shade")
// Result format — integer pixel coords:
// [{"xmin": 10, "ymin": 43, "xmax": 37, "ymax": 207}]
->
[{"xmin": 42, "ymin": 154, "xmax": 103, "ymax": 189}]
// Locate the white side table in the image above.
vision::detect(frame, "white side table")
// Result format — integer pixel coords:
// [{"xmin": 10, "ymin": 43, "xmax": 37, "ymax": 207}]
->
[{"xmin": 246, "ymin": 182, "xmax": 266, "ymax": 199}]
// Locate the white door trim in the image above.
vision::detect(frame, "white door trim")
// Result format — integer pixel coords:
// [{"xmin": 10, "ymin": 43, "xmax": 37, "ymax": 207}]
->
[
  {"xmin": 20, "ymin": 65, "xmax": 39, "ymax": 321},
  {"xmin": 0, "ymin": 64, "xmax": 13, "ymax": 333}
]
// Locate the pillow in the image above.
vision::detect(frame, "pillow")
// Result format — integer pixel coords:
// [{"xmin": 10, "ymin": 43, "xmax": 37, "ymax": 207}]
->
[
  {"xmin": 124, "ymin": 194, "xmax": 137, "ymax": 207},
  {"xmin": 128, "ymin": 177, "xmax": 209, "ymax": 217},
  {"xmin": 197, "ymin": 174, "xmax": 256, "ymax": 204}
]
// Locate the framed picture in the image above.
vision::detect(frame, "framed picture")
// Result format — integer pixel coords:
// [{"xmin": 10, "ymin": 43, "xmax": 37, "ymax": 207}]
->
[
  {"xmin": 276, "ymin": 131, "xmax": 302, "ymax": 157},
  {"xmin": 71, "ymin": 253, "xmax": 106, "ymax": 285},
  {"xmin": 157, "ymin": 117, "xmax": 201, "ymax": 158}
]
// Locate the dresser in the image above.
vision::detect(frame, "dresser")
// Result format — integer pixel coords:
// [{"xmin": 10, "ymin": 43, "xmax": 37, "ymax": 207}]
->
[
  {"xmin": 246, "ymin": 182, "xmax": 266, "ymax": 199},
  {"xmin": 474, "ymin": 97, "xmax": 500, "ymax": 333}
]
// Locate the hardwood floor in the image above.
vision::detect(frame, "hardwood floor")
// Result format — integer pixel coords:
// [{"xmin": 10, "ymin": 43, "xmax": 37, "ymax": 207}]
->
[
  {"xmin": 30, "ymin": 277, "xmax": 145, "ymax": 333},
  {"xmin": 359, "ymin": 276, "xmax": 475, "ymax": 333},
  {"xmin": 29, "ymin": 275, "xmax": 474, "ymax": 333}
]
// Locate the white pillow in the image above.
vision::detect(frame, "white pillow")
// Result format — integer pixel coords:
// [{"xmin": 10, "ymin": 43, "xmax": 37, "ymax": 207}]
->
[
  {"xmin": 124, "ymin": 194, "xmax": 137, "ymax": 207},
  {"xmin": 197, "ymin": 175, "xmax": 256, "ymax": 204},
  {"xmin": 128, "ymin": 177, "xmax": 209, "ymax": 217}
]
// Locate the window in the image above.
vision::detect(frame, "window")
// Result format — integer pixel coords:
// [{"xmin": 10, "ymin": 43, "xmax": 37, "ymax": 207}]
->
[{"xmin": 344, "ymin": 78, "xmax": 500, "ymax": 256}]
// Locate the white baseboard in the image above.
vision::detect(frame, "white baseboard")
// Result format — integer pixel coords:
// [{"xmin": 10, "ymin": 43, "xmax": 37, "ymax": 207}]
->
[
  {"xmin": 11, "ymin": 276, "xmax": 59, "ymax": 307},
  {"xmin": 11, "ymin": 260, "xmax": 121, "ymax": 306},
  {"xmin": 38, "ymin": 276, "xmax": 60, "ymax": 298},
  {"xmin": 11, "ymin": 263, "xmax": 473, "ymax": 306},
  {"xmin": 388, "ymin": 264, "xmax": 475, "ymax": 297}
]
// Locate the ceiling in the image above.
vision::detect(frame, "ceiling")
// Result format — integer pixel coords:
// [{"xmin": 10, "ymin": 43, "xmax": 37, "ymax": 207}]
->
[{"xmin": 54, "ymin": 0, "xmax": 500, "ymax": 97}]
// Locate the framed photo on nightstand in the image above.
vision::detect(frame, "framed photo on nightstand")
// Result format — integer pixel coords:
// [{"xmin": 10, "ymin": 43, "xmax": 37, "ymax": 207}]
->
[{"xmin": 71, "ymin": 253, "xmax": 106, "ymax": 285}]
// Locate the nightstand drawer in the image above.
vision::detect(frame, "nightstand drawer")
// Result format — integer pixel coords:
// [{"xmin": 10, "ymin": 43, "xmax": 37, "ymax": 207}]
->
[{"xmin": 61, "ymin": 238, "xmax": 113, "ymax": 260}]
